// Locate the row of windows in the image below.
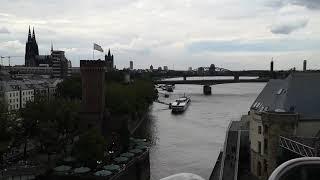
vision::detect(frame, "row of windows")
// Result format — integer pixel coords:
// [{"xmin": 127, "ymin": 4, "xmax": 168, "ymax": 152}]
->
[
  {"xmin": 9, "ymin": 98, "xmax": 19, "ymax": 103},
  {"xmin": 9, "ymin": 92, "xmax": 19, "ymax": 97},
  {"xmin": 7, "ymin": 98, "xmax": 33, "ymax": 110},
  {"xmin": 9, "ymin": 91, "xmax": 34, "ymax": 97},
  {"xmin": 252, "ymin": 102, "xmax": 269, "ymax": 112},
  {"xmin": 8, "ymin": 96, "xmax": 34, "ymax": 103},
  {"xmin": 22, "ymin": 91, "xmax": 34, "ymax": 96},
  {"xmin": 22, "ymin": 96, "xmax": 34, "ymax": 101},
  {"xmin": 8, "ymin": 104, "xmax": 19, "ymax": 111}
]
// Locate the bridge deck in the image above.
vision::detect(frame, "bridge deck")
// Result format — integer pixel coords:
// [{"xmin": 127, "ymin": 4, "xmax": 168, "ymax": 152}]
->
[{"xmin": 155, "ymin": 78, "xmax": 268, "ymax": 85}]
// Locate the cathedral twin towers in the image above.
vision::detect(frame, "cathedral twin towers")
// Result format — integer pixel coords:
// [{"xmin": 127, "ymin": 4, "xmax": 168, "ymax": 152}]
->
[
  {"xmin": 25, "ymin": 26, "xmax": 39, "ymax": 67},
  {"xmin": 24, "ymin": 26, "xmax": 69, "ymax": 78}
]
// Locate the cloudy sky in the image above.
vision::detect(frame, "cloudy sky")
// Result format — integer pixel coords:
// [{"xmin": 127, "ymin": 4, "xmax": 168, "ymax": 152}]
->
[{"xmin": 0, "ymin": 0, "xmax": 320, "ymax": 70}]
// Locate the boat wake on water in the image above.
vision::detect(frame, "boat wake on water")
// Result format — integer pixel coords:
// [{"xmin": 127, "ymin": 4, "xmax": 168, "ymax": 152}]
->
[{"xmin": 160, "ymin": 173, "xmax": 205, "ymax": 180}]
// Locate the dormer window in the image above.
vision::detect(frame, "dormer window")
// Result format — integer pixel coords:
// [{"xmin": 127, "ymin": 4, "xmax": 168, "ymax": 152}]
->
[{"xmin": 276, "ymin": 88, "xmax": 286, "ymax": 95}]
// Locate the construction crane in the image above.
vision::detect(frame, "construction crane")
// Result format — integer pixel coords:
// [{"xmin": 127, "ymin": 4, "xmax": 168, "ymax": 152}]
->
[{"xmin": 0, "ymin": 56, "xmax": 24, "ymax": 66}]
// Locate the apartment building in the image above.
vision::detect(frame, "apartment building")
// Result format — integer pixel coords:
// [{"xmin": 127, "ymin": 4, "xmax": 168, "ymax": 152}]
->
[{"xmin": 0, "ymin": 79, "xmax": 62, "ymax": 111}]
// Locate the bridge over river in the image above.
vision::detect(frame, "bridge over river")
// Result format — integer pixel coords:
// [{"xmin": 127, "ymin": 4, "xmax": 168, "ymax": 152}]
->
[
  {"xmin": 155, "ymin": 78, "xmax": 269, "ymax": 85},
  {"xmin": 154, "ymin": 77, "xmax": 269, "ymax": 95}
]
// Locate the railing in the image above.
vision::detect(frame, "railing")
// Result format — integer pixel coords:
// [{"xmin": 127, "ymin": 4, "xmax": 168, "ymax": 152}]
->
[
  {"xmin": 279, "ymin": 136, "xmax": 315, "ymax": 157},
  {"xmin": 268, "ymin": 157, "xmax": 320, "ymax": 180}
]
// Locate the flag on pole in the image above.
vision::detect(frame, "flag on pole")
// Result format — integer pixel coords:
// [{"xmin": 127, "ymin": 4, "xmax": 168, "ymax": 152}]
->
[{"xmin": 93, "ymin": 43, "xmax": 104, "ymax": 52}]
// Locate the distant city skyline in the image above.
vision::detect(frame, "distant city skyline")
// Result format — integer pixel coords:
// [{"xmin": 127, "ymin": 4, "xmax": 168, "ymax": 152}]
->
[{"xmin": 0, "ymin": 0, "xmax": 320, "ymax": 70}]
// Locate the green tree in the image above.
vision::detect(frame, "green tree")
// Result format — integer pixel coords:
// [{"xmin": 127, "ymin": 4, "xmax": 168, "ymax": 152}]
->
[
  {"xmin": 20, "ymin": 98, "xmax": 45, "ymax": 159},
  {"xmin": 0, "ymin": 100, "xmax": 11, "ymax": 164},
  {"xmin": 0, "ymin": 100, "xmax": 10, "ymax": 141},
  {"xmin": 105, "ymin": 79, "xmax": 157, "ymax": 116},
  {"xmin": 56, "ymin": 77, "xmax": 82, "ymax": 100},
  {"xmin": 54, "ymin": 99, "xmax": 80, "ymax": 154},
  {"xmin": 73, "ymin": 129, "xmax": 106, "ymax": 167},
  {"xmin": 20, "ymin": 98, "xmax": 80, "ymax": 160}
]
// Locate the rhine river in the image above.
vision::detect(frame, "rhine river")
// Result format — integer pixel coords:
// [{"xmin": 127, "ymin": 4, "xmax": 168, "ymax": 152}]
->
[{"xmin": 141, "ymin": 82, "xmax": 266, "ymax": 180}]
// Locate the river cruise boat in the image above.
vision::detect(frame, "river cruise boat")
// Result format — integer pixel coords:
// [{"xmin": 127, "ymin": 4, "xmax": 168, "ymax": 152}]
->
[{"xmin": 170, "ymin": 96, "xmax": 191, "ymax": 113}]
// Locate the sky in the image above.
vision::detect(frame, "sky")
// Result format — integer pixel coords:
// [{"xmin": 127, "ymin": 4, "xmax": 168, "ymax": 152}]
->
[{"xmin": 0, "ymin": 0, "xmax": 320, "ymax": 70}]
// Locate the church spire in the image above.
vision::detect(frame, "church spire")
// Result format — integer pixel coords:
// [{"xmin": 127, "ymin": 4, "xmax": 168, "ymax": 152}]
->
[
  {"xmin": 32, "ymin": 27, "xmax": 36, "ymax": 42},
  {"xmin": 108, "ymin": 49, "xmax": 111, "ymax": 56},
  {"xmin": 51, "ymin": 41, "xmax": 53, "ymax": 52},
  {"xmin": 28, "ymin": 26, "xmax": 31, "ymax": 42}
]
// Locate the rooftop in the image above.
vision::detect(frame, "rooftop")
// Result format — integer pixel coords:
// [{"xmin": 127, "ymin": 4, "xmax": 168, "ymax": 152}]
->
[{"xmin": 251, "ymin": 72, "xmax": 320, "ymax": 120}]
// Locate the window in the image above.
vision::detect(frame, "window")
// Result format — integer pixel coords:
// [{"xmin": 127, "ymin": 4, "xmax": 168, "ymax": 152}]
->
[
  {"xmin": 23, "ymin": 92, "xmax": 25, "ymax": 95},
  {"xmin": 258, "ymin": 161, "xmax": 262, "ymax": 176},
  {"xmin": 264, "ymin": 125, "xmax": 268, "ymax": 134},
  {"xmin": 9, "ymin": 99, "xmax": 11, "ymax": 103},
  {"xmin": 258, "ymin": 141, "xmax": 261, "ymax": 154},
  {"xmin": 276, "ymin": 88, "xmax": 283, "ymax": 95},
  {"xmin": 264, "ymin": 139, "xmax": 268, "ymax": 154},
  {"xmin": 264, "ymin": 159, "xmax": 268, "ymax": 173},
  {"xmin": 258, "ymin": 126, "xmax": 262, "ymax": 134},
  {"xmin": 276, "ymin": 88, "xmax": 287, "ymax": 95}
]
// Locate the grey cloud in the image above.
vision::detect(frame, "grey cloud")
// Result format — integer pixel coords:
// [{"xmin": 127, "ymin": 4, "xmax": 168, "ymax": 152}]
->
[
  {"xmin": 268, "ymin": 0, "xmax": 320, "ymax": 9},
  {"xmin": 0, "ymin": 26, "xmax": 10, "ymax": 34},
  {"xmin": 291, "ymin": 0, "xmax": 320, "ymax": 9},
  {"xmin": 270, "ymin": 19, "xmax": 308, "ymax": 34}
]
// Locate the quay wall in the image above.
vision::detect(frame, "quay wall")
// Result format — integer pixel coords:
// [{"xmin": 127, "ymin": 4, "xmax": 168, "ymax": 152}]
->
[{"xmin": 110, "ymin": 150, "xmax": 150, "ymax": 180}]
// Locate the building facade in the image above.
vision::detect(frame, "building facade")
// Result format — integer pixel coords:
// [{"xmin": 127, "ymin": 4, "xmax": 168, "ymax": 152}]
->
[
  {"xmin": 51, "ymin": 50, "xmax": 69, "ymax": 78},
  {"xmin": 130, "ymin": 61, "xmax": 133, "ymax": 70},
  {"xmin": 249, "ymin": 72, "xmax": 320, "ymax": 180},
  {"xmin": 163, "ymin": 66, "xmax": 168, "ymax": 71},
  {"xmin": 0, "ymin": 79, "xmax": 61, "ymax": 111}
]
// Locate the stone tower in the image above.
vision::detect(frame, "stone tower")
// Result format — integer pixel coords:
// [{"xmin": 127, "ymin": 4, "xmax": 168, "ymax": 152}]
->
[
  {"xmin": 80, "ymin": 60, "xmax": 106, "ymax": 132},
  {"xmin": 105, "ymin": 49, "xmax": 114, "ymax": 71}
]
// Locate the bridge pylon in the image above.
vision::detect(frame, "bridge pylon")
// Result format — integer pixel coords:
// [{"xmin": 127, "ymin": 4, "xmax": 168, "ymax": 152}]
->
[
  {"xmin": 234, "ymin": 73, "xmax": 239, "ymax": 81},
  {"xmin": 203, "ymin": 84, "xmax": 212, "ymax": 95},
  {"xmin": 183, "ymin": 76, "xmax": 187, "ymax": 81}
]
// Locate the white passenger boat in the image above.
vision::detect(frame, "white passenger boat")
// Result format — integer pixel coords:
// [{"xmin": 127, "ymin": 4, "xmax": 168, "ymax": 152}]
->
[{"xmin": 170, "ymin": 96, "xmax": 191, "ymax": 113}]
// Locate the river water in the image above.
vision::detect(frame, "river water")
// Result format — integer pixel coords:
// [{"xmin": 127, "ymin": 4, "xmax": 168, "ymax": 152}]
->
[{"xmin": 142, "ymin": 83, "xmax": 266, "ymax": 180}]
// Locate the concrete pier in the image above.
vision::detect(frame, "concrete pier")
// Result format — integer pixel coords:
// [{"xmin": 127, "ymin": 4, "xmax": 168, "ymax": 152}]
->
[{"xmin": 203, "ymin": 85, "xmax": 212, "ymax": 95}]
